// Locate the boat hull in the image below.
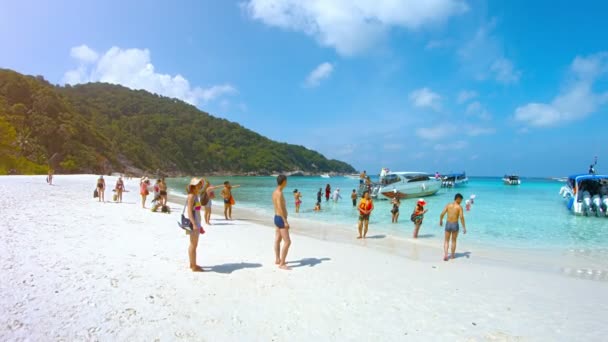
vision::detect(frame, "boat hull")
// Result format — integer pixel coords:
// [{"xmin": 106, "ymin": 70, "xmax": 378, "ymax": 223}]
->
[{"xmin": 377, "ymin": 180, "xmax": 441, "ymax": 200}]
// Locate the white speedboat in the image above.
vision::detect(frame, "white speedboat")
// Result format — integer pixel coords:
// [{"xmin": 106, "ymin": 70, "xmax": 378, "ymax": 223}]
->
[
  {"xmin": 560, "ymin": 174, "xmax": 608, "ymax": 216},
  {"xmin": 361, "ymin": 169, "xmax": 441, "ymax": 200},
  {"xmin": 503, "ymin": 175, "xmax": 521, "ymax": 185},
  {"xmin": 441, "ymin": 172, "xmax": 468, "ymax": 188},
  {"xmin": 320, "ymin": 173, "xmax": 330, "ymax": 178},
  {"xmin": 345, "ymin": 173, "xmax": 360, "ymax": 179}
]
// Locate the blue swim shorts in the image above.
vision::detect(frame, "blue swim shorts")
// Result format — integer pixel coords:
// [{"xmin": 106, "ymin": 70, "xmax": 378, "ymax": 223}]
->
[
  {"xmin": 274, "ymin": 215, "xmax": 286, "ymax": 229},
  {"xmin": 445, "ymin": 222, "xmax": 459, "ymax": 232}
]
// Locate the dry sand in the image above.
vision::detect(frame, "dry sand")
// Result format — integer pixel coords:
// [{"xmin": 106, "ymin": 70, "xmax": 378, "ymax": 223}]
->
[{"xmin": 1, "ymin": 175, "xmax": 607, "ymax": 341}]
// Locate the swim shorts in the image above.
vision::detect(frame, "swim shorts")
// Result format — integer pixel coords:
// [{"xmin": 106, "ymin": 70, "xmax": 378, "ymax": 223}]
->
[
  {"xmin": 224, "ymin": 198, "xmax": 230, "ymax": 204},
  {"xmin": 359, "ymin": 213, "xmax": 370, "ymax": 221},
  {"xmin": 274, "ymin": 215, "xmax": 286, "ymax": 229},
  {"xmin": 445, "ymin": 222, "xmax": 459, "ymax": 232}
]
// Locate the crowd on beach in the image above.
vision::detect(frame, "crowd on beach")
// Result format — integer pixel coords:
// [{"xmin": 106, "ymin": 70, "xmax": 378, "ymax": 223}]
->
[{"xmin": 67, "ymin": 169, "xmax": 468, "ymax": 272}]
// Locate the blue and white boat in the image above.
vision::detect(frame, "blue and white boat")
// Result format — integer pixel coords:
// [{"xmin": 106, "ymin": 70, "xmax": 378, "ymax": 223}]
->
[
  {"xmin": 560, "ymin": 174, "xmax": 608, "ymax": 216},
  {"xmin": 441, "ymin": 172, "xmax": 468, "ymax": 188}
]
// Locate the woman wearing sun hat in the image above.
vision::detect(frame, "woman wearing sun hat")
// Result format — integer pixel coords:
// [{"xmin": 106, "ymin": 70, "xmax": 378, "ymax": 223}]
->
[
  {"xmin": 186, "ymin": 177, "xmax": 206, "ymax": 272},
  {"xmin": 412, "ymin": 198, "xmax": 429, "ymax": 238}
]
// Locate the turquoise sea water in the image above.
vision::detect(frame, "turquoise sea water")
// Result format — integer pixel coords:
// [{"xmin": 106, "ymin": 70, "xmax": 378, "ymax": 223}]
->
[{"xmin": 166, "ymin": 176, "xmax": 608, "ymax": 251}]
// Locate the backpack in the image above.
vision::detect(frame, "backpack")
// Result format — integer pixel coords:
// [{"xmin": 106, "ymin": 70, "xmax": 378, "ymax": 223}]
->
[{"xmin": 200, "ymin": 191, "xmax": 210, "ymax": 206}]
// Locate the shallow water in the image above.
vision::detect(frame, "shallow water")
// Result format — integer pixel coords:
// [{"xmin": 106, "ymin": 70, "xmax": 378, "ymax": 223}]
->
[{"xmin": 166, "ymin": 176, "xmax": 608, "ymax": 252}]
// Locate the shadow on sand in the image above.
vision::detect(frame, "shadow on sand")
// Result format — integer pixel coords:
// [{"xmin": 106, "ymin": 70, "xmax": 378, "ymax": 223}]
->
[
  {"xmin": 453, "ymin": 251, "xmax": 472, "ymax": 259},
  {"xmin": 209, "ymin": 222, "xmax": 235, "ymax": 226},
  {"xmin": 287, "ymin": 257, "xmax": 331, "ymax": 268},
  {"xmin": 205, "ymin": 262, "xmax": 263, "ymax": 274},
  {"xmin": 416, "ymin": 234, "xmax": 435, "ymax": 238},
  {"xmin": 365, "ymin": 234, "xmax": 386, "ymax": 239}
]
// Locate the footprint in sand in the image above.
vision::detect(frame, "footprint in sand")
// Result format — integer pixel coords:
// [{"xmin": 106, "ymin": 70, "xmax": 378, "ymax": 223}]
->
[
  {"xmin": 7, "ymin": 319, "xmax": 24, "ymax": 330},
  {"xmin": 110, "ymin": 278, "xmax": 118, "ymax": 288},
  {"xmin": 146, "ymin": 295, "xmax": 155, "ymax": 304}
]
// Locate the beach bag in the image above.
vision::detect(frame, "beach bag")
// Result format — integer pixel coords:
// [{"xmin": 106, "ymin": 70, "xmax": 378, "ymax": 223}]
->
[
  {"xmin": 94, "ymin": 189, "xmax": 99, "ymax": 198},
  {"xmin": 410, "ymin": 212, "xmax": 416, "ymax": 222},
  {"xmin": 229, "ymin": 195, "xmax": 235, "ymax": 205},
  {"xmin": 113, "ymin": 193, "xmax": 118, "ymax": 202},
  {"xmin": 177, "ymin": 201, "xmax": 193, "ymax": 231}
]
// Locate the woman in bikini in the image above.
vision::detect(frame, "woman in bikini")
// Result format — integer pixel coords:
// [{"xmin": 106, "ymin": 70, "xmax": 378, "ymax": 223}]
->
[
  {"xmin": 186, "ymin": 178, "xmax": 206, "ymax": 272},
  {"xmin": 294, "ymin": 189, "xmax": 302, "ymax": 213},
  {"xmin": 412, "ymin": 199, "xmax": 428, "ymax": 238},
  {"xmin": 201, "ymin": 181, "xmax": 221, "ymax": 225},
  {"xmin": 159, "ymin": 178, "xmax": 168, "ymax": 206},
  {"xmin": 96, "ymin": 175, "xmax": 105, "ymax": 202},
  {"xmin": 114, "ymin": 176, "xmax": 124, "ymax": 203},
  {"xmin": 391, "ymin": 197, "xmax": 400, "ymax": 223}
]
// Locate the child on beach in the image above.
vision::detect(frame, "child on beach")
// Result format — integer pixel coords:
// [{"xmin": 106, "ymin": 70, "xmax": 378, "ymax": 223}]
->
[
  {"xmin": 351, "ymin": 189, "xmax": 357, "ymax": 207},
  {"xmin": 294, "ymin": 189, "xmax": 302, "ymax": 213},
  {"xmin": 273, "ymin": 175, "xmax": 292, "ymax": 270},
  {"xmin": 391, "ymin": 197, "xmax": 400, "ymax": 223},
  {"xmin": 357, "ymin": 190, "xmax": 374, "ymax": 239},
  {"xmin": 186, "ymin": 178, "xmax": 205, "ymax": 272},
  {"xmin": 439, "ymin": 193, "xmax": 467, "ymax": 261},
  {"xmin": 411, "ymin": 199, "xmax": 428, "ymax": 238}
]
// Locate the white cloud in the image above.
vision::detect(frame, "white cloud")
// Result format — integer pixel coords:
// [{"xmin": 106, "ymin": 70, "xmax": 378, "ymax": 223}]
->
[
  {"xmin": 434, "ymin": 140, "xmax": 468, "ymax": 151},
  {"xmin": 70, "ymin": 45, "xmax": 99, "ymax": 63},
  {"xmin": 514, "ymin": 52, "xmax": 608, "ymax": 127},
  {"xmin": 416, "ymin": 125, "xmax": 453, "ymax": 140},
  {"xmin": 305, "ymin": 62, "xmax": 334, "ymax": 87},
  {"xmin": 63, "ymin": 46, "xmax": 236, "ymax": 106},
  {"xmin": 464, "ymin": 124, "xmax": 495, "ymax": 136},
  {"xmin": 243, "ymin": 0, "xmax": 468, "ymax": 56},
  {"xmin": 465, "ymin": 101, "xmax": 491, "ymax": 120},
  {"xmin": 409, "ymin": 87, "xmax": 441, "ymax": 111},
  {"xmin": 459, "ymin": 20, "xmax": 521, "ymax": 84},
  {"xmin": 457, "ymin": 90, "xmax": 477, "ymax": 104}
]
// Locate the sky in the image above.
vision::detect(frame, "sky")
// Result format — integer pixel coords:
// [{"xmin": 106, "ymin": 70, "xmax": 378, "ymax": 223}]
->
[{"xmin": 1, "ymin": 0, "xmax": 607, "ymax": 177}]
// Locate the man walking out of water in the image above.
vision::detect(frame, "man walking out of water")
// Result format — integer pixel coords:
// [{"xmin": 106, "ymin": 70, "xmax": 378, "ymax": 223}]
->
[
  {"xmin": 439, "ymin": 193, "xmax": 467, "ymax": 261},
  {"xmin": 273, "ymin": 175, "xmax": 292, "ymax": 270}
]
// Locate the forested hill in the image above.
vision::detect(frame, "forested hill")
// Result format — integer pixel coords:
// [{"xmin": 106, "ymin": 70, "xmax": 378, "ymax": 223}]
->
[{"xmin": 0, "ymin": 69, "xmax": 355, "ymax": 175}]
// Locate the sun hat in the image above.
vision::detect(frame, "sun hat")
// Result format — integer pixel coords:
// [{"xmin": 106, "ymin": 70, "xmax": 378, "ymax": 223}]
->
[
  {"xmin": 417, "ymin": 198, "xmax": 427, "ymax": 206},
  {"xmin": 189, "ymin": 177, "xmax": 203, "ymax": 186}
]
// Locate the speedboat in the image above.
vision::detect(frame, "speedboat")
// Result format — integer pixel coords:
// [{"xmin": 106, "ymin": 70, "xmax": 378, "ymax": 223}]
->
[
  {"xmin": 560, "ymin": 174, "xmax": 608, "ymax": 216},
  {"xmin": 503, "ymin": 174, "xmax": 521, "ymax": 185},
  {"xmin": 441, "ymin": 172, "xmax": 468, "ymax": 188},
  {"xmin": 345, "ymin": 173, "xmax": 360, "ymax": 179},
  {"xmin": 320, "ymin": 173, "xmax": 330, "ymax": 178},
  {"xmin": 360, "ymin": 168, "xmax": 441, "ymax": 200}
]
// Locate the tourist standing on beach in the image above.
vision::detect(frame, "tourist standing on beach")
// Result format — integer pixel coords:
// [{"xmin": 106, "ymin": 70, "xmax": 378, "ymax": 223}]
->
[
  {"xmin": 96, "ymin": 175, "xmax": 105, "ymax": 202},
  {"xmin": 47, "ymin": 169, "xmax": 53, "ymax": 185},
  {"xmin": 186, "ymin": 178, "xmax": 205, "ymax": 272},
  {"xmin": 357, "ymin": 190, "xmax": 374, "ymax": 239},
  {"xmin": 273, "ymin": 175, "xmax": 292, "ymax": 270},
  {"xmin": 221, "ymin": 181, "xmax": 240, "ymax": 220},
  {"xmin": 159, "ymin": 179, "xmax": 168, "ymax": 206},
  {"xmin": 201, "ymin": 182, "xmax": 220, "ymax": 225},
  {"xmin": 439, "ymin": 193, "xmax": 467, "ymax": 261},
  {"xmin": 325, "ymin": 184, "xmax": 331, "ymax": 201},
  {"xmin": 412, "ymin": 199, "xmax": 428, "ymax": 238},
  {"xmin": 332, "ymin": 188, "xmax": 342, "ymax": 202},
  {"xmin": 140, "ymin": 177, "xmax": 150, "ymax": 208},
  {"xmin": 391, "ymin": 197, "xmax": 400, "ymax": 223},
  {"xmin": 293, "ymin": 189, "xmax": 302, "ymax": 213},
  {"xmin": 351, "ymin": 189, "xmax": 357, "ymax": 207},
  {"xmin": 114, "ymin": 176, "xmax": 124, "ymax": 203}
]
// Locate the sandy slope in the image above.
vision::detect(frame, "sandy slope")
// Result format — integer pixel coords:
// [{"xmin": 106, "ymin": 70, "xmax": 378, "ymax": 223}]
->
[{"xmin": 1, "ymin": 175, "xmax": 607, "ymax": 341}]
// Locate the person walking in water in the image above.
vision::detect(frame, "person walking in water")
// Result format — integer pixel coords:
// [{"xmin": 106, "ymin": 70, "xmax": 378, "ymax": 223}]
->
[
  {"xmin": 273, "ymin": 175, "xmax": 292, "ymax": 270},
  {"xmin": 221, "ymin": 181, "xmax": 241, "ymax": 220},
  {"xmin": 351, "ymin": 189, "xmax": 357, "ymax": 207},
  {"xmin": 412, "ymin": 199, "xmax": 428, "ymax": 238},
  {"xmin": 439, "ymin": 193, "xmax": 467, "ymax": 261},
  {"xmin": 186, "ymin": 178, "xmax": 205, "ymax": 272},
  {"xmin": 316, "ymin": 188, "xmax": 322, "ymax": 208},
  {"xmin": 114, "ymin": 176, "xmax": 125, "ymax": 203},
  {"xmin": 332, "ymin": 188, "xmax": 342, "ymax": 202},
  {"xmin": 325, "ymin": 184, "xmax": 331, "ymax": 202},
  {"xmin": 357, "ymin": 190, "xmax": 374, "ymax": 239},
  {"xmin": 293, "ymin": 189, "xmax": 302, "ymax": 213},
  {"xmin": 391, "ymin": 196, "xmax": 400, "ymax": 223},
  {"xmin": 96, "ymin": 175, "xmax": 105, "ymax": 202}
]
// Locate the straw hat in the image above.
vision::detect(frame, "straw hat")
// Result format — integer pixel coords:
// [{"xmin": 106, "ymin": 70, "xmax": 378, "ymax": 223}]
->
[{"xmin": 189, "ymin": 177, "xmax": 203, "ymax": 186}]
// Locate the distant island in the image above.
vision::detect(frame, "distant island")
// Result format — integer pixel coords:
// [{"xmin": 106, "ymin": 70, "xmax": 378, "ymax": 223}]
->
[{"xmin": 0, "ymin": 69, "xmax": 355, "ymax": 176}]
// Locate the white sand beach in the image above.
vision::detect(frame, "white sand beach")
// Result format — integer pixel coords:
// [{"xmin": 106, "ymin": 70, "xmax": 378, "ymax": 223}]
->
[{"xmin": 1, "ymin": 175, "xmax": 607, "ymax": 341}]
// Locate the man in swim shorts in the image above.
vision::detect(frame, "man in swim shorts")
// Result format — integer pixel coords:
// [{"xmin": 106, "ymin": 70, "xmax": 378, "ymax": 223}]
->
[
  {"xmin": 272, "ymin": 175, "xmax": 292, "ymax": 270},
  {"xmin": 439, "ymin": 193, "xmax": 467, "ymax": 261}
]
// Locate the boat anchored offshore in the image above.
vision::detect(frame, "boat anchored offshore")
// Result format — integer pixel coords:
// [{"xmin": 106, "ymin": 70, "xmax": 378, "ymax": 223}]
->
[
  {"xmin": 360, "ymin": 168, "xmax": 441, "ymax": 200},
  {"xmin": 560, "ymin": 174, "xmax": 608, "ymax": 216},
  {"xmin": 441, "ymin": 172, "xmax": 468, "ymax": 188},
  {"xmin": 503, "ymin": 174, "xmax": 521, "ymax": 185}
]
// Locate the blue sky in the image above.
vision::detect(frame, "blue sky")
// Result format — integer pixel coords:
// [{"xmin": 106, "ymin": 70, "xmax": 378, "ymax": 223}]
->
[{"xmin": 1, "ymin": 0, "xmax": 607, "ymax": 176}]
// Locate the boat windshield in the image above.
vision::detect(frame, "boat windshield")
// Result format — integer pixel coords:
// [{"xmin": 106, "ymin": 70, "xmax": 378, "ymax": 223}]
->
[
  {"xmin": 406, "ymin": 175, "xmax": 430, "ymax": 183},
  {"xmin": 381, "ymin": 174, "xmax": 401, "ymax": 185}
]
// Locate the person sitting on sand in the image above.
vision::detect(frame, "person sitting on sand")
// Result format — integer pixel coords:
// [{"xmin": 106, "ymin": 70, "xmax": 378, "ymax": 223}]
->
[
  {"xmin": 412, "ymin": 199, "xmax": 428, "ymax": 238},
  {"xmin": 273, "ymin": 175, "xmax": 292, "ymax": 270},
  {"xmin": 115, "ymin": 176, "xmax": 124, "ymax": 203},
  {"xmin": 357, "ymin": 190, "xmax": 374, "ymax": 239},
  {"xmin": 351, "ymin": 189, "xmax": 357, "ymax": 207},
  {"xmin": 140, "ymin": 177, "xmax": 150, "ymax": 208},
  {"xmin": 186, "ymin": 178, "xmax": 206, "ymax": 272},
  {"xmin": 391, "ymin": 196, "xmax": 400, "ymax": 223},
  {"xmin": 439, "ymin": 193, "xmax": 467, "ymax": 261},
  {"xmin": 221, "ymin": 181, "xmax": 241, "ymax": 220},
  {"xmin": 96, "ymin": 175, "xmax": 105, "ymax": 202}
]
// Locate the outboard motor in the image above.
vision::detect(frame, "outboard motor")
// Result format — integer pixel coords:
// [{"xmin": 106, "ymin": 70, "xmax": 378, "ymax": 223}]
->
[
  {"xmin": 601, "ymin": 195, "xmax": 608, "ymax": 217},
  {"xmin": 582, "ymin": 191, "xmax": 592, "ymax": 216},
  {"xmin": 591, "ymin": 195, "xmax": 602, "ymax": 216}
]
